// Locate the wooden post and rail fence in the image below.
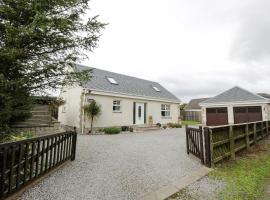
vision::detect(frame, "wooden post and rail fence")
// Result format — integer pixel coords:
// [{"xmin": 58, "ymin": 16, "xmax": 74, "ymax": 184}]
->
[
  {"xmin": 0, "ymin": 129, "xmax": 77, "ymax": 200},
  {"xmin": 186, "ymin": 121, "xmax": 270, "ymax": 168}
]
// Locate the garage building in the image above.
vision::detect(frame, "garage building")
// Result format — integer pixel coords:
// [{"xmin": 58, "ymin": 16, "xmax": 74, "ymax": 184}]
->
[{"xmin": 200, "ymin": 86, "xmax": 270, "ymax": 126}]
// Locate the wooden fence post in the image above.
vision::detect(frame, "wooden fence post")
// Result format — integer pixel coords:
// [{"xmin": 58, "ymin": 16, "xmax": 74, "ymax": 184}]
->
[
  {"xmin": 245, "ymin": 124, "xmax": 250, "ymax": 151},
  {"xmin": 203, "ymin": 127, "xmax": 211, "ymax": 167},
  {"xmin": 209, "ymin": 128, "xmax": 214, "ymax": 168},
  {"xmin": 71, "ymin": 127, "xmax": 77, "ymax": 161},
  {"xmin": 185, "ymin": 125, "xmax": 189, "ymax": 154},
  {"xmin": 229, "ymin": 126, "xmax": 235, "ymax": 160},
  {"xmin": 199, "ymin": 126, "xmax": 204, "ymax": 164},
  {"xmin": 254, "ymin": 123, "xmax": 257, "ymax": 145},
  {"xmin": 267, "ymin": 121, "xmax": 269, "ymax": 137},
  {"xmin": 261, "ymin": 122, "xmax": 264, "ymax": 138}
]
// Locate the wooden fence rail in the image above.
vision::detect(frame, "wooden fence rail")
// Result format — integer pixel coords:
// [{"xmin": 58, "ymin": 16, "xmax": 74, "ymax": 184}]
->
[
  {"xmin": 205, "ymin": 121, "xmax": 270, "ymax": 167},
  {"xmin": 186, "ymin": 121, "xmax": 270, "ymax": 168},
  {"xmin": 0, "ymin": 131, "xmax": 77, "ymax": 200}
]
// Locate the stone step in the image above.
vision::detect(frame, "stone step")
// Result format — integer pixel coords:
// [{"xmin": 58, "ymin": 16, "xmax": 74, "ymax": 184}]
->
[
  {"xmin": 133, "ymin": 126, "xmax": 161, "ymax": 132},
  {"xmin": 31, "ymin": 111, "xmax": 50, "ymax": 115},
  {"xmin": 12, "ymin": 123, "xmax": 51, "ymax": 128},
  {"xmin": 32, "ymin": 105, "xmax": 49, "ymax": 111},
  {"xmin": 28, "ymin": 115, "xmax": 51, "ymax": 120}
]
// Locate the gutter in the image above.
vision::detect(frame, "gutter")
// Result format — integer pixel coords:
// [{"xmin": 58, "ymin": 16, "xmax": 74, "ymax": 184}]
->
[{"xmin": 81, "ymin": 89, "xmax": 87, "ymax": 134}]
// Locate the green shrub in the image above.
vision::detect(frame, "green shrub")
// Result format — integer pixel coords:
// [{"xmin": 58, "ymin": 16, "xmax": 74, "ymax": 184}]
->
[
  {"xmin": 0, "ymin": 131, "xmax": 34, "ymax": 143},
  {"xmin": 156, "ymin": 123, "xmax": 161, "ymax": 127},
  {"xmin": 167, "ymin": 123, "xmax": 182, "ymax": 128},
  {"xmin": 103, "ymin": 127, "xmax": 121, "ymax": 134},
  {"xmin": 121, "ymin": 126, "xmax": 129, "ymax": 131}
]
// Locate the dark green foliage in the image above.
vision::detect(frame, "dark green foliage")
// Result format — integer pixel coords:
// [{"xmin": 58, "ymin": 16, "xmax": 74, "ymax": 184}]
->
[
  {"xmin": 0, "ymin": 0, "xmax": 105, "ymax": 129},
  {"xmin": 167, "ymin": 123, "xmax": 182, "ymax": 128},
  {"xmin": 103, "ymin": 127, "xmax": 121, "ymax": 134},
  {"xmin": 121, "ymin": 126, "xmax": 129, "ymax": 132},
  {"xmin": 0, "ymin": 76, "xmax": 32, "ymax": 130},
  {"xmin": 156, "ymin": 123, "xmax": 161, "ymax": 127}
]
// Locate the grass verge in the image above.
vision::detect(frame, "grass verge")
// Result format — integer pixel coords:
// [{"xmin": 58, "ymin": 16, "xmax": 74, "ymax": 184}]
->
[
  {"xmin": 210, "ymin": 149, "xmax": 270, "ymax": 200},
  {"xmin": 181, "ymin": 120, "xmax": 200, "ymax": 126}
]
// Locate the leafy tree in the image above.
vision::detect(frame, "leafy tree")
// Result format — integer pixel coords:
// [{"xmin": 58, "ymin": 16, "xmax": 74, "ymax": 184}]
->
[
  {"xmin": 0, "ymin": 0, "xmax": 106, "ymax": 129},
  {"xmin": 179, "ymin": 103, "xmax": 187, "ymax": 120},
  {"xmin": 84, "ymin": 100, "xmax": 101, "ymax": 134}
]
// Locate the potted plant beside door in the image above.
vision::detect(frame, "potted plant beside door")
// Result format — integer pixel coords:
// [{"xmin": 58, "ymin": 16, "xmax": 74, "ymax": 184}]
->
[{"xmin": 84, "ymin": 100, "xmax": 101, "ymax": 134}]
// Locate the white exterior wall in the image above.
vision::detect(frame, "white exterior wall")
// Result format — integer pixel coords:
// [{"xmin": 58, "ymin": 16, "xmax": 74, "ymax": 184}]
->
[
  {"xmin": 58, "ymin": 86, "xmax": 83, "ymax": 128},
  {"xmin": 83, "ymin": 93, "xmax": 179, "ymax": 128},
  {"xmin": 201, "ymin": 103, "xmax": 270, "ymax": 126}
]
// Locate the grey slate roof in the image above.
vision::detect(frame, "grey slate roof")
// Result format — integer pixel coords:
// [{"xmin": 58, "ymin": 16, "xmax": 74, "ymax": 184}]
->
[
  {"xmin": 258, "ymin": 93, "xmax": 270, "ymax": 99},
  {"xmin": 76, "ymin": 64, "xmax": 180, "ymax": 102},
  {"xmin": 201, "ymin": 86, "xmax": 268, "ymax": 105},
  {"xmin": 185, "ymin": 98, "xmax": 209, "ymax": 110}
]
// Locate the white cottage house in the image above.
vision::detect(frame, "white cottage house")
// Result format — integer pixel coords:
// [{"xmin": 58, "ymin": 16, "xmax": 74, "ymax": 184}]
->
[
  {"xmin": 200, "ymin": 86, "xmax": 270, "ymax": 126},
  {"xmin": 58, "ymin": 65, "xmax": 181, "ymax": 134}
]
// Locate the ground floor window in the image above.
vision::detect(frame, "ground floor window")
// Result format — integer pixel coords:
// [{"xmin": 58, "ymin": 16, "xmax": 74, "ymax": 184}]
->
[
  {"xmin": 113, "ymin": 100, "xmax": 121, "ymax": 112},
  {"xmin": 161, "ymin": 104, "xmax": 171, "ymax": 117}
]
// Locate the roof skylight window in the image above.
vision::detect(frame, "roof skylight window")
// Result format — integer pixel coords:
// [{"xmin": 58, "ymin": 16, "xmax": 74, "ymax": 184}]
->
[
  {"xmin": 152, "ymin": 86, "xmax": 160, "ymax": 92},
  {"xmin": 107, "ymin": 77, "xmax": 118, "ymax": 85}
]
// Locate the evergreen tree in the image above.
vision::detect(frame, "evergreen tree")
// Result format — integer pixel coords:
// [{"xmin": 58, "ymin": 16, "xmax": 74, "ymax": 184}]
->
[{"xmin": 0, "ymin": 0, "xmax": 105, "ymax": 129}]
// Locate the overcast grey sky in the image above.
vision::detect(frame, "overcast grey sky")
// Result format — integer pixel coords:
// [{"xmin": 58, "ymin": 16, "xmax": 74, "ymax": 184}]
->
[{"xmin": 82, "ymin": 0, "xmax": 270, "ymax": 102}]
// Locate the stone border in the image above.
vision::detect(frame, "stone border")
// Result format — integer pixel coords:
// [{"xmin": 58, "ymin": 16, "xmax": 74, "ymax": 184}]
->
[{"xmin": 141, "ymin": 166, "xmax": 213, "ymax": 200}]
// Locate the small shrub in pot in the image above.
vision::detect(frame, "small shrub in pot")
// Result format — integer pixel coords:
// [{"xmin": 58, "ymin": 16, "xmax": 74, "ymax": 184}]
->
[
  {"xmin": 156, "ymin": 123, "xmax": 161, "ymax": 127},
  {"xmin": 121, "ymin": 126, "xmax": 129, "ymax": 132}
]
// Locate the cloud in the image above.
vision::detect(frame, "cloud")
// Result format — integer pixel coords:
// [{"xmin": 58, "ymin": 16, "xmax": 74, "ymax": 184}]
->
[
  {"xmin": 86, "ymin": 0, "xmax": 270, "ymax": 102},
  {"xmin": 230, "ymin": 0, "xmax": 270, "ymax": 63}
]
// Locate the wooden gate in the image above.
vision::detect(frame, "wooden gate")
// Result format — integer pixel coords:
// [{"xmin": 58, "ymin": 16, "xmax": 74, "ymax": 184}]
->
[{"xmin": 186, "ymin": 126, "xmax": 204, "ymax": 164}]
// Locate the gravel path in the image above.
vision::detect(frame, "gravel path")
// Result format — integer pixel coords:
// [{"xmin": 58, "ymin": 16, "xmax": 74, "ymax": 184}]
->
[{"xmin": 19, "ymin": 128, "xmax": 202, "ymax": 200}]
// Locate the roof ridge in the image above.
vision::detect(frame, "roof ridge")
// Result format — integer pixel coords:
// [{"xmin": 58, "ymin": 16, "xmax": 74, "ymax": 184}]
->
[
  {"xmin": 75, "ymin": 63, "xmax": 180, "ymax": 102},
  {"xmin": 201, "ymin": 86, "xmax": 269, "ymax": 105},
  {"xmin": 233, "ymin": 86, "xmax": 268, "ymax": 100},
  {"xmin": 76, "ymin": 63, "xmax": 160, "ymax": 84}
]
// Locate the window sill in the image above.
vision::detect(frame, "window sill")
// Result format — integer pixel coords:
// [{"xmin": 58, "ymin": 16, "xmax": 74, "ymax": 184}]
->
[
  {"xmin": 162, "ymin": 116, "xmax": 172, "ymax": 119},
  {"xmin": 113, "ymin": 111, "xmax": 122, "ymax": 113}
]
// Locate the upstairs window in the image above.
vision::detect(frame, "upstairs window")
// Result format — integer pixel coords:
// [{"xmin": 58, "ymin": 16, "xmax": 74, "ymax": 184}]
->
[
  {"xmin": 107, "ymin": 77, "xmax": 118, "ymax": 85},
  {"xmin": 161, "ymin": 104, "xmax": 170, "ymax": 117},
  {"xmin": 113, "ymin": 100, "xmax": 121, "ymax": 112},
  {"xmin": 152, "ymin": 86, "xmax": 160, "ymax": 92}
]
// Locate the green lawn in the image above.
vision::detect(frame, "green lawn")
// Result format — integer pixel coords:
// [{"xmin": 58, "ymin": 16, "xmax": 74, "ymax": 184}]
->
[
  {"xmin": 210, "ymin": 149, "xmax": 270, "ymax": 200},
  {"xmin": 181, "ymin": 120, "xmax": 200, "ymax": 126}
]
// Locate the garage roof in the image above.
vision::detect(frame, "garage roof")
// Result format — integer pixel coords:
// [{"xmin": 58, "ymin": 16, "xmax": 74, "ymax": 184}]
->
[
  {"xmin": 200, "ymin": 86, "xmax": 269, "ymax": 105},
  {"xmin": 185, "ymin": 98, "xmax": 209, "ymax": 110}
]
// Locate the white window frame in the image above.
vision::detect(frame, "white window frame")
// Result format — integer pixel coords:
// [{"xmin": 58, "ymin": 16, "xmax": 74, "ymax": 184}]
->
[
  {"xmin": 152, "ymin": 86, "xmax": 160, "ymax": 92},
  {"xmin": 107, "ymin": 77, "xmax": 118, "ymax": 85},
  {"xmin": 161, "ymin": 104, "xmax": 171, "ymax": 117},
  {"xmin": 113, "ymin": 100, "xmax": 121, "ymax": 112}
]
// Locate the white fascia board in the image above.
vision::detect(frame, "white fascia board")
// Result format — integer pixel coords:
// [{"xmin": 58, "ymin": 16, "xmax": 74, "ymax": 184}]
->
[
  {"xmin": 185, "ymin": 109, "xmax": 202, "ymax": 112},
  {"xmin": 87, "ymin": 89, "xmax": 181, "ymax": 104},
  {"xmin": 200, "ymin": 100, "xmax": 270, "ymax": 107}
]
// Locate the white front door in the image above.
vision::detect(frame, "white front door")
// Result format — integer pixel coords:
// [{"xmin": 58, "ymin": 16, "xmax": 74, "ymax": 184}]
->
[{"xmin": 136, "ymin": 103, "xmax": 145, "ymax": 125}]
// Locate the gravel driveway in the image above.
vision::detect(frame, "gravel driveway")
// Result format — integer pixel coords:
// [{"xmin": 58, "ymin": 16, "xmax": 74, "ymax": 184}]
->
[{"xmin": 19, "ymin": 128, "xmax": 202, "ymax": 200}]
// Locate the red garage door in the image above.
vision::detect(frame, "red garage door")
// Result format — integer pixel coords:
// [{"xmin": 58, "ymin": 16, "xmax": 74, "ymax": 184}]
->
[
  {"xmin": 206, "ymin": 107, "xmax": 228, "ymax": 126},
  {"xmin": 234, "ymin": 106, "xmax": 262, "ymax": 124}
]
